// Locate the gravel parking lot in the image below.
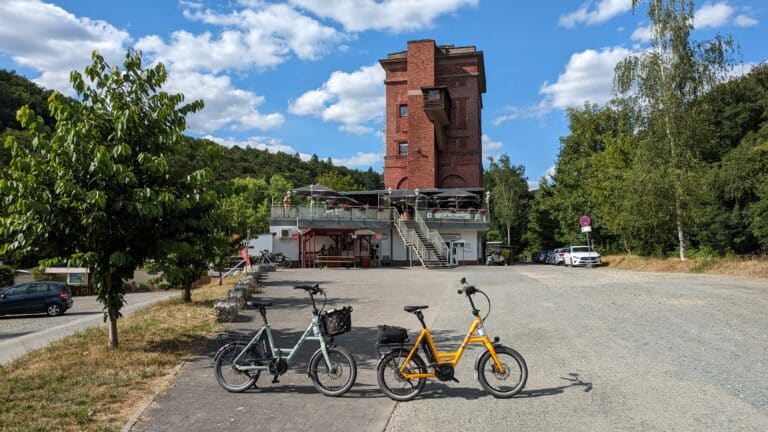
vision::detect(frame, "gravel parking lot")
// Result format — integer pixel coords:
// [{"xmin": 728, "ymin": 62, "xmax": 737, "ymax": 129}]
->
[{"xmin": 135, "ymin": 266, "xmax": 768, "ymax": 431}]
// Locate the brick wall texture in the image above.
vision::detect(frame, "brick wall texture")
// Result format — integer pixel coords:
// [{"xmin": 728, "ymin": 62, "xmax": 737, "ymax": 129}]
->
[{"xmin": 381, "ymin": 40, "xmax": 485, "ymax": 189}]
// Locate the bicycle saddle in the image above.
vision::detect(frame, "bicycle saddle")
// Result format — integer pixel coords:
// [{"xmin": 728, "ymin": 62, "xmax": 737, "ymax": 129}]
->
[
  {"xmin": 403, "ymin": 305, "xmax": 429, "ymax": 313},
  {"xmin": 245, "ymin": 300, "xmax": 273, "ymax": 309}
]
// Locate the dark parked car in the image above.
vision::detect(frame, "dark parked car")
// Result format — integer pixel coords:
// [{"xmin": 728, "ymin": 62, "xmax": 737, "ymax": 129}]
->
[{"xmin": 0, "ymin": 282, "xmax": 73, "ymax": 316}]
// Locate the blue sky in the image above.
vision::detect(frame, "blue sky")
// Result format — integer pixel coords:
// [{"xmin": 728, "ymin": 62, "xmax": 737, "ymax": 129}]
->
[{"xmin": 0, "ymin": 1, "xmax": 765, "ymax": 187}]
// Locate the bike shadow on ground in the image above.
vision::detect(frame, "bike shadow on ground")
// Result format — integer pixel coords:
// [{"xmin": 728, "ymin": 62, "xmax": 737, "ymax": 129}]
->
[{"xmin": 516, "ymin": 373, "xmax": 593, "ymax": 398}]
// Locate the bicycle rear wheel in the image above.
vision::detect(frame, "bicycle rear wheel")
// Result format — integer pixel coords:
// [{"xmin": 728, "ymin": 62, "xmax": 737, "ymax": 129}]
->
[
  {"xmin": 376, "ymin": 350, "xmax": 427, "ymax": 401},
  {"xmin": 309, "ymin": 346, "xmax": 357, "ymax": 396},
  {"xmin": 477, "ymin": 345, "xmax": 527, "ymax": 398},
  {"xmin": 214, "ymin": 343, "xmax": 259, "ymax": 392}
]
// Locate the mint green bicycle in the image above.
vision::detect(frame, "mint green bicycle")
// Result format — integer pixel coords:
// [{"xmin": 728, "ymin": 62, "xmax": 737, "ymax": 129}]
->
[{"xmin": 214, "ymin": 284, "xmax": 357, "ymax": 396}]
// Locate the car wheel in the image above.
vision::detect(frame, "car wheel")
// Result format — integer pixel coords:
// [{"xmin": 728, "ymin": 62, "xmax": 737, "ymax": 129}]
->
[{"xmin": 46, "ymin": 303, "xmax": 63, "ymax": 317}]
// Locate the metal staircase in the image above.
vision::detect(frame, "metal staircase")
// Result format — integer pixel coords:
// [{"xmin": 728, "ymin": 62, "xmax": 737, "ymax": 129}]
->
[{"xmin": 393, "ymin": 209, "xmax": 453, "ymax": 268}]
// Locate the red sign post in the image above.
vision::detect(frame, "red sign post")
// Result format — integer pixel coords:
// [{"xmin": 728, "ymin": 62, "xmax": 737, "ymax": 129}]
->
[{"xmin": 579, "ymin": 215, "xmax": 591, "ymax": 227}]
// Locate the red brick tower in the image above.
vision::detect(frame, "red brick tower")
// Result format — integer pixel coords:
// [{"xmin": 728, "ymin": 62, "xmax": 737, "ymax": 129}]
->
[{"xmin": 380, "ymin": 40, "xmax": 486, "ymax": 189}]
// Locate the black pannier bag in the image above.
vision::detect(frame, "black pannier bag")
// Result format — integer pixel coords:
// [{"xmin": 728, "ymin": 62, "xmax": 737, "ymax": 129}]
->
[
  {"xmin": 321, "ymin": 306, "xmax": 353, "ymax": 336},
  {"xmin": 377, "ymin": 325, "xmax": 408, "ymax": 344}
]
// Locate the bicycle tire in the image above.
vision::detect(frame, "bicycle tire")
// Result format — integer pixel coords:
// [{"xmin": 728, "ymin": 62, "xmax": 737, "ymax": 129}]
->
[
  {"xmin": 309, "ymin": 346, "xmax": 357, "ymax": 396},
  {"xmin": 376, "ymin": 350, "xmax": 427, "ymax": 401},
  {"xmin": 476, "ymin": 345, "xmax": 527, "ymax": 398},
  {"xmin": 214, "ymin": 343, "xmax": 259, "ymax": 392}
]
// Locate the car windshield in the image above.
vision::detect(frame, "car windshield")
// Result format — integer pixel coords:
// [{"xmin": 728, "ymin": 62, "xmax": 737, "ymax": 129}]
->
[{"xmin": 572, "ymin": 246, "xmax": 594, "ymax": 253}]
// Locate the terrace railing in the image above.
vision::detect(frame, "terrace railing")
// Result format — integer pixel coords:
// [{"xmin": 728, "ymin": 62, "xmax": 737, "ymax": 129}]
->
[{"xmin": 271, "ymin": 206, "xmax": 393, "ymax": 221}]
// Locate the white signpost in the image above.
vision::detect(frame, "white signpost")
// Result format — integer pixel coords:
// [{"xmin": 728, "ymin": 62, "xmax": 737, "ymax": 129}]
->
[{"xmin": 579, "ymin": 215, "xmax": 593, "ymax": 268}]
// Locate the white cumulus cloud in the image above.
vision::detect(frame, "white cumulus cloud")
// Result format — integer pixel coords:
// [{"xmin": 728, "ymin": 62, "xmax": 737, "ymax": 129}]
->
[
  {"xmin": 559, "ymin": 0, "xmax": 632, "ymax": 28},
  {"xmin": 289, "ymin": 0, "xmax": 478, "ymax": 32},
  {"xmin": 481, "ymin": 134, "xmax": 503, "ymax": 160},
  {"xmin": 203, "ymin": 134, "xmax": 310, "ymax": 160},
  {"xmin": 630, "ymin": 25, "xmax": 652, "ymax": 42},
  {"xmin": 167, "ymin": 72, "xmax": 284, "ymax": 133},
  {"xmin": 289, "ymin": 63, "xmax": 385, "ymax": 134},
  {"xmin": 137, "ymin": 3, "xmax": 341, "ymax": 73},
  {"xmin": 734, "ymin": 14, "xmax": 758, "ymax": 27},
  {"xmin": 331, "ymin": 152, "xmax": 381, "ymax": 168},
  {"xmin": 0, "ymin": 0, "xmax": 130, "ymax": 92},
  {"xmin": 540, "ymin": 46, "xmax": 632, "ymax": 109},
  {"xmin": 694, "ymin": 2, "xmax": 734, "ymax": 28}
]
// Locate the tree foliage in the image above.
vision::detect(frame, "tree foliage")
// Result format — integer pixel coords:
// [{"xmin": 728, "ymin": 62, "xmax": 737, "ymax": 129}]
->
[
  {"xmin": 485, "ymin": 155, "xmax": 531, "ymax": 249},
  {"xmin": 0, "ymin": 51, "xmax": 208, "ymax": 347}
]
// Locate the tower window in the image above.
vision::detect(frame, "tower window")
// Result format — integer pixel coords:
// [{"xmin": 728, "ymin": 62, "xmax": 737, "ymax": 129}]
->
[
  {"xmin": 398, "ymin": 142, "xmax": 408, "ymax": 155},
  {"xmin": 399, "ymin": 104, "xmax": 408, "ymax": 117}
]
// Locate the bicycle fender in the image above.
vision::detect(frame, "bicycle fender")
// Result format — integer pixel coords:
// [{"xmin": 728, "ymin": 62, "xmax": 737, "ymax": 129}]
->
[
  {"xmin": 474, "ymin": 343, "xmax": 505, "ymax": 380},
  {"xmin": 307, "ymin": 348, "xmax": 324, "ymax": 377}
]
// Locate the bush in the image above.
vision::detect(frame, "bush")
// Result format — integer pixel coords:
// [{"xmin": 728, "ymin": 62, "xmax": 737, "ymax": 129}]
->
[{"xmin": 0, "ymin": 264, "xmax": 15, "ymax": 287}]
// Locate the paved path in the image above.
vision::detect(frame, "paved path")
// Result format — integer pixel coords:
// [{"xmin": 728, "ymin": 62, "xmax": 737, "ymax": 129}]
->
[
  {"xmin": 0, "ymin": 291, "xmax": 177, "ymax": 364},
  {"xmin": 134, "ymin": 266, "xmax": 768, "ymax": 431}
]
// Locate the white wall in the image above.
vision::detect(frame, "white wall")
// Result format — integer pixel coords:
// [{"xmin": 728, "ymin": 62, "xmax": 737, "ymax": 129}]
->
[
  {"xmin": 269, "ymin": 225, "xmax": 300, "ymax": 260},
  {"xmin": 246, "ymin": 234, "xmax": 274, "ymax": 255}
]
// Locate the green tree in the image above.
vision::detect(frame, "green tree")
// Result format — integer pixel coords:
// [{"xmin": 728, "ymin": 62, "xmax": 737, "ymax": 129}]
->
[
  {"xmin": 615, "ymin": 0, "xmax": 736, "ymax": 260},
  {"xmin": 485, "ymin": 155, "xmax": 531, "ymax": 248},
  {"xmin": 316, "ymin": 171, "xmax": 362, "ymax": 191},
  {"xmin": 0, "ymin": 51, "xmax": 204, "ymax": 347}
]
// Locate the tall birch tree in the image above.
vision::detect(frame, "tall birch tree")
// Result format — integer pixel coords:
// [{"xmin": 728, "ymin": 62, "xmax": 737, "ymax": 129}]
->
[{"xmin": 615, "ymin": 0, "xmax": 735, "ymax": 260}]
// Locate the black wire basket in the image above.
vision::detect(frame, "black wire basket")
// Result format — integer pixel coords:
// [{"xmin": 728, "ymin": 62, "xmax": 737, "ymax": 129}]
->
[{"xmin": 320, "ymin": 306, "xmax": 353, "ymax": 336}]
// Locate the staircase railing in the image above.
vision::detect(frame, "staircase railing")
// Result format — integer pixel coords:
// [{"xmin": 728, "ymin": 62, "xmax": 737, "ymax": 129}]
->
[
  {"xmin": 392, "ymin": 209, "xmax": 429, "ymax": 267},
  {"xmin": 413, "ymin": 210, "xmax": 449, "ymax": 260}
]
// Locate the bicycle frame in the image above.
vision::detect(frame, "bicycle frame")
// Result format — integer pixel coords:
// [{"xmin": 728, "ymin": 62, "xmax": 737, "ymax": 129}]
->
[
  {"xmin": 399, "ymin": 315, "xmax": 504, "ymax": 379},
  {"xmin": 232, "ymin": 313, "xmax": 332, "ymax": 372}
]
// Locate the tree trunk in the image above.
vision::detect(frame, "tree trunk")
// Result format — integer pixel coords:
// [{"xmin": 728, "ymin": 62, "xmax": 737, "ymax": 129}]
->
[
  {"xmin": 219, "ymin": 272, "xmax": 223, "ymax": 286},
  {"xmin": 506, "ymin": 223, "xmax": 512, "ymax": 247},
  {"xmin": 658, "ymin": 55, "xmax": 687, "ymax": 262},
  {"xmin": 675, "ymin": 195, "xmax": 686, "ymax": 261},
  {"xmin": 106, "ymin": 272, "xmax": 119, "ymax": 348},
  {"xmin": 182, "ymin": 282, "xmax": 192, "ymax": 303}
]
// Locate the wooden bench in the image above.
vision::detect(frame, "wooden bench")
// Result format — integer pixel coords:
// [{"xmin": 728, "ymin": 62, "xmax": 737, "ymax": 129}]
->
[{"xmin": 316, "ymin": 255, "xmax": 355, "ymax": 268}]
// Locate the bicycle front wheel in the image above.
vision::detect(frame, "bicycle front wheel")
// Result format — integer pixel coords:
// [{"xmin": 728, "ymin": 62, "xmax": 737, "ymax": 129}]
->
[
  {"xmin": 214, "ymin": 343, "xmax": 259, "ymax": 392},
  {"xmin": 376, "ymin": 350, "xmax": 427, "ymax": 401},
  {"xmin": 477, "ymin": 345, "xmax": 528, "ymax": 398},
  {"xmin": 309, "ymin": 346, "xmax": 357, "ymax": 396}
]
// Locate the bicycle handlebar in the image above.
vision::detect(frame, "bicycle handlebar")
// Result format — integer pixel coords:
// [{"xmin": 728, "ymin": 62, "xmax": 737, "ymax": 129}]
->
[
  {"xmin": 294, "ymin": 283, "xmax": 323, "ymax": 296},
  {"xmin": 457, "ymin": 277, "xmax": 491, "ymax": 319},
  {"xmin": 457, "ymin": 277, "xmax": 478, "ymax": 296}
]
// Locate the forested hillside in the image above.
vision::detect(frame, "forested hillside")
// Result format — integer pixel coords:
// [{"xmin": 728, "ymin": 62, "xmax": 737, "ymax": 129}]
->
[
  {"xmin": 526, "ymin": 64, "xmax": 768, "ymax": 257},
  {"xmin": 0, "ymin": 69, "xmax": 383, "ymax": 190}
]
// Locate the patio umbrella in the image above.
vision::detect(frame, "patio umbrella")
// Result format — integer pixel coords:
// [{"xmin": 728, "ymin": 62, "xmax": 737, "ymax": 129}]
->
[{"xmin": 433, "ymin": 189, "xmax": 481, "ymax": 207}]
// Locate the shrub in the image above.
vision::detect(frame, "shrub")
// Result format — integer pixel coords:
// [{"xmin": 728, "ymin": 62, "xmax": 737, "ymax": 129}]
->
[{"xmin": 0, "ymin": 264, "xmax": 15, "ymax": 287}]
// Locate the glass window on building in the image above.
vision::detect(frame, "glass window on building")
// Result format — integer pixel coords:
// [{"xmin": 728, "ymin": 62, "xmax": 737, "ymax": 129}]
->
[
  {"xmin": 399, "ymin": 104, "xmax": 408, "ymax": 117},
  {"xmin": 398, "ymin": 142, "xmax": 408, "ymax": 155}
]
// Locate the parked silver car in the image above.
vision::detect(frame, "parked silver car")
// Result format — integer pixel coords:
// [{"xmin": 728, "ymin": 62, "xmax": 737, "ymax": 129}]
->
[{"xmin": 549, "ymin": 248, "xmax": 567, "ymax": 265}]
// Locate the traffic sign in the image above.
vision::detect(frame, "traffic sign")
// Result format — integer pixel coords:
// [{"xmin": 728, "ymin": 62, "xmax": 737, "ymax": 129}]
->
[{"xmin": 579, "ymin": 215, "xmax": 591, "ymax": 227}]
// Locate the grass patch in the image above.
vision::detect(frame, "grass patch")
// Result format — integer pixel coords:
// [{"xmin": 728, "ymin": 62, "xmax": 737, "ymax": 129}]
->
[
  {"xmin": 603, "ymin": 254, "xmax": 768, "ymax": 279},
  {"xmin": 0, "ymin": 277, "xmax": 238, "ymax": 432}
]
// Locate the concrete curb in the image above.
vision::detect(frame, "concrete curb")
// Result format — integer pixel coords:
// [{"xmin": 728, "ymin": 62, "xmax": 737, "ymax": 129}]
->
[{"xmin": 121, "ymin": 361, "xmax": 187, "ymax": 432}]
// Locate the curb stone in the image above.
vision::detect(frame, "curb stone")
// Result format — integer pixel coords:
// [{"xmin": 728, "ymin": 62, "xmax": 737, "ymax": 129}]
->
[{"xmin": 121, "ymin": 361, "xmax": 187, "ymax": 432}]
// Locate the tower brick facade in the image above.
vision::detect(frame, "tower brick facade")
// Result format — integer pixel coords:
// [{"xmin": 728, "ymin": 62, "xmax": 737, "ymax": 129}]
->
[{"xmin": 380, "ymin": 40, "xmax": 486, "ymax": 189}]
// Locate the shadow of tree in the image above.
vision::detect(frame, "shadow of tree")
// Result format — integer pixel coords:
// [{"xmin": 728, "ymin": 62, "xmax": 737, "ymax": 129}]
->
[{"xmin": 517, "ymin": 373, "xmax": 593, "ymax": 398}]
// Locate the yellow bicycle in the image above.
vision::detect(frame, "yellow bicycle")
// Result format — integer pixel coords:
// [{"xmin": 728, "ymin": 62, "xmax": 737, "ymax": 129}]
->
[{"xmin": 375, "ymin": 277, "xmax": 527, "ymax": 400}]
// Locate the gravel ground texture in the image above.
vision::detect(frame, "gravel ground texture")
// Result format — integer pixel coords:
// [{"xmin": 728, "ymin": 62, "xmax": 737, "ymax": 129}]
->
[{"xmin": 133, "ymin": 266, "xmax": 768, "ymax": 432}]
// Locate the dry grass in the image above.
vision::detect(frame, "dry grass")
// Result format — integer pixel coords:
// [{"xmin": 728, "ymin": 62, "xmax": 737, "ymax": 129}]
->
[
  {"xmin": 603, "ymin": 254, "xmax": 768, "ymax": 279},
  {"xmin": 0, "ymin": 277, "xmax": 236, "ymax": 432}
]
